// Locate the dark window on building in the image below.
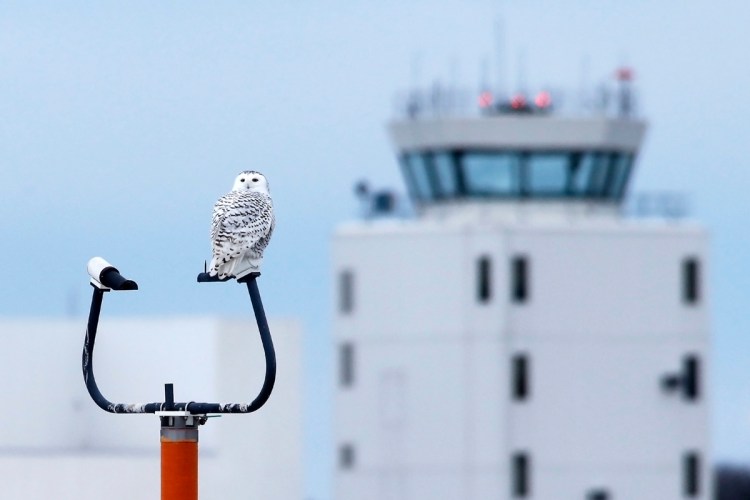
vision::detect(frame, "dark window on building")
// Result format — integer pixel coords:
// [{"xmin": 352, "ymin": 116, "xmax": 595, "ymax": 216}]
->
[
  {"xmin": 511, "ymin": 256, "xmax": 529, "ymax": 303},
  {"xmin": 512, "ymin": 452, "xmax": 530, "ymax": 497},
  {"xmin": 477, "ymin": 256, "xmax": 492, "ymax": 303},
  {"xmin": 683, "ymin": 355, "xmax": 700, "ymax": 401},
  {"xmin": 682, "ymin": 257, "xmax": 701, "ymax": 304},
  {"xmin": 339, "ymin": 270, "xmax": 354, "ymax": 314},
  {"xmin": 339, "ymin": 443, "xmax": 356, "ymax": 470},
  {"xmin": 340, "ymin": 343, "xmax": 355, "ymax": 387},
  {"xmin": 512, "ymin": 354, "xmax": 530, "ymax": 401},
  {"xmin": 683, "ymin": 451, "xmax": 700, "ymax": 496}
]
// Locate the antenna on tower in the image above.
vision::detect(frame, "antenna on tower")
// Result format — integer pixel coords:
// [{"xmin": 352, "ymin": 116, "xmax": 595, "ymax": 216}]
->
[
  {"xmin": 494, "ymin": 18, "xmax": 507, "ymax": 101},
  {"xmin": 407, "ymin": 53, "xmax": 423, "ymax": 118},
  {"xmin": 578, "ymin": 54, "xmax": 591, "ymax": 111},
  {"xmin": 478, "ymin": 57, "xmax": 493, "ymax": 112},
  {"xmin": 410, "ymin": 52, "xmax": 422, "ymax": 89},
  {"xmin": 516, "ymin": 47, "xmax": 528, "ymax": 96},
  {"xmin": 615, "ymin": 66, "xmax": 635, "ymax": 118},
  {"xmin": 449, "ymin": 57, "xmax": 460, "ymax": 114}
]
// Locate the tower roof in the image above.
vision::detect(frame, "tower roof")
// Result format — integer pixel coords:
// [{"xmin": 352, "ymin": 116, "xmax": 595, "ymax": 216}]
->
[{"xmin": 389, "ymin": 115, "xmax": 646, "ymax": 152}]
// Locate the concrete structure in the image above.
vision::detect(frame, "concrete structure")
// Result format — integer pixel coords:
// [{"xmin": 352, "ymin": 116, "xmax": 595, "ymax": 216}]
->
[
  {"xmin": 0, "ymin": 316, "xmax": 303, "ymax": 499},
  {"xmin": 333, "ymin": 109, "xmax": 710, "ymax": 499}
]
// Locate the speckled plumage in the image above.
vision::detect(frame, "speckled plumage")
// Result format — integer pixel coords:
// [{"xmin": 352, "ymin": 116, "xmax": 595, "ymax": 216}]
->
[{"xmin": 209, "ymin": 171, "xmax": 274, "ymax": 279}]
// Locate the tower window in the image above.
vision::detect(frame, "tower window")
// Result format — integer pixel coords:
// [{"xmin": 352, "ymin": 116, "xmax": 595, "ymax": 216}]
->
[
  {"xmin": 340, "ymin": 343, "xmax": 355, "ymax": 387},
  {"xmin": 477, "ymin": 255, "xmax": 492, "ymax": 303},
  {"xmin": 511, "ymin": 256, "xmax": 529, "ymax": 303},
  {"xmin": 399, "ymin": 150, "xmax": 634, "ymax": 203},
  {"xmin": 400, "ymin": 153, "xmax": 435, "ymax": 201},
  {"xmin": 339, "ymin": 443, "xmax": 356, "ymax": 470},
  {"xmin": 512, "ymin": 354, "xmax": 530, "ymax": 401},
  {"xmin": 339, "ymin": 269, "xmax": 355, "ymax": 314},
  {"xmin": 682, "ymin": 257, "xmax": 701, "ymax": 304},
  {"xmin": 527, "ymin": 153, "xmax": 569, "ymax": 195},
  {"xmin": 512, "ymin": 451, "xmax": 530, "ymax": 497},
  {"xmin": 683, "ymin": 451, "xmax": 700, "ymax": 496}
]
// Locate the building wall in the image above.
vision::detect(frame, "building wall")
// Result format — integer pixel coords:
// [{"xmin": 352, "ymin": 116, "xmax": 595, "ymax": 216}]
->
[
  {"xmin": 506, "ymin": 227, "xmax": 710, "ymax": 498},
  {"xmin": 333, "ymin": 221, "xmax": 710, "ymax": 500},
  {"xmin": 334, "ymin": 226, "xmax": 511, "ymax": 500},
  {"xmin": 0, "ymin": 316, "xmax": 303, "ymax": 500}
]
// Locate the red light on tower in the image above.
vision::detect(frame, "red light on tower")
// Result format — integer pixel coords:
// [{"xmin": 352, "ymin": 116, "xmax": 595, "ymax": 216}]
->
[
  {"xmin": 616, "ymin": 67, "xmax": 634, "ymax": 82},
  {"xmin": 534, "ymin": 91, "xmax": 552, "ymax": 109},
  {"xmin": 510, "ymin": 93, "xmax": 527, "ymax": 110},
  {"xmin": 478, "ymin": 91, "xmax": 494, "ymax": 109},
  {"xmin": 615, "ymin": 66, "xmax": 635, "ymax": 117}
]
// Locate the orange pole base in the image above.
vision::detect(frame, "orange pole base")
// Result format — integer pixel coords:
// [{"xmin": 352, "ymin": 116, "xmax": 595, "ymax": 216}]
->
[{"xmin": 161, "ymin": 439, "xmax": 198, "ymax": 500}]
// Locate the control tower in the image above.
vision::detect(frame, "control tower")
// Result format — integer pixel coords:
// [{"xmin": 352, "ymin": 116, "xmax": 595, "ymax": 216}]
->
[{"xmin": 333, "ymin": 81, "xmax": 709, "ymax": 500}]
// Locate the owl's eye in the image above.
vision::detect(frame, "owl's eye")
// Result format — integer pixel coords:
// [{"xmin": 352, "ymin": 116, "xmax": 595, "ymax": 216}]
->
[
  {"xmin": 252, "ymin": 178, "xmax": 259, "ymax": 182},
  {"xmin": 240, "ymin": 178, "xmax": 245, "ymax": 182}
]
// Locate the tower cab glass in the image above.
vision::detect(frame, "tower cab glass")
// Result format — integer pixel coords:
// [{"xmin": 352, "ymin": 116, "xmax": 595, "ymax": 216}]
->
[{"xmin": 391, "ymin": 107, "xmax": 646, "ymax": 214}]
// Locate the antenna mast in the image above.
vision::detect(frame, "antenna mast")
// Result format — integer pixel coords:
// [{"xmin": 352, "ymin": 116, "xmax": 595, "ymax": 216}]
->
[{"xmin": 494, "ymin": 18, "xmax": 507, "ymax": 101}]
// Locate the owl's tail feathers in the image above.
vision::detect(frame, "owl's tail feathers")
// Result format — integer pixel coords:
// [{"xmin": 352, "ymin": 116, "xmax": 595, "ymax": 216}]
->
[
  {"xmin": 209, "ymin": 256, "xmax": 241, "ymax": 279},
  {"xmin": 233, "ymin": 255, "xmax": 262, "ymax": 279},
  {"xmin": 220, "ymin": 258, "xmax": 240, "ymax": 279},
  {"xmin": 207, "ymin": 256, "xmax": 224, "ymax": 277},
  {"xmin": 208, "ymin": 254, "xmax": 261, "ymax": 279}
]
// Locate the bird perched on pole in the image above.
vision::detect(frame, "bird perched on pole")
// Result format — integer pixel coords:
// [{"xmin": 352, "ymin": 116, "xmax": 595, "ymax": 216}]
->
[{"xmin": 208, "ymin": 171, "xmax": 275, "ymax": 280}]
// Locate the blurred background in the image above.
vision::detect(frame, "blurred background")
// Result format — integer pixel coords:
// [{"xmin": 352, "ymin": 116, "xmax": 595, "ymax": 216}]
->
[{"xmin": 1, "ymin": 1, "xmax": 750, "ymax": 499}]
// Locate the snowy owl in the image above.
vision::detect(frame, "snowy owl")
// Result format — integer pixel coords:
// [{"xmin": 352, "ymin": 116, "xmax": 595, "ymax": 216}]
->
[{"xmin": 209, "ymin": 171, "xmax": 275, "ymax": 279}]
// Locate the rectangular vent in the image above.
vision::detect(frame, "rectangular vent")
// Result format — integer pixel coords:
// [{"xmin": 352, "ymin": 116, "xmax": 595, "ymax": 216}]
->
[
  {"xmin": 683, "ymin": 451, "xmax": 700, "ymax": 496},
  {"xmin": 512, "ymin": 452, "xmax": 530, "ymax": 497},
  {"xmin": 684, "ymin": 355, "xmax": 700, "ymax": 401},
  {"xmin": 339, "ymin": 443, "xmax": 356, "ymax": 470},
  {"xmin": 340, "ymin": 343, "xmax": 354, "ymax": 388},
  {"xmin": 511, "ymin": 256, "xmax": 529, "ymax": 303},
  {"xmin": 588, "ymin": 490, "xmax": 609, "ymax": 500},
  {"xmin": 339, "ymin": 269, "xmax": 354, "ymax": 314},
  {"xmin": 512, "ymin": 354, "xmax": 530, "ymax": 401},
  {"xmin": 477, "ymin": 256, "xmax": 492, "ymax": 303},
  {"xmin": 682, "ymin": 257, "xmax": 700, "ymax": 304}
]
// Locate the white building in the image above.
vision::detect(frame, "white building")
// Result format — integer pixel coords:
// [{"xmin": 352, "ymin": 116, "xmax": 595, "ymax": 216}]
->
[
  {"xmin": 333, "ymin": 102, "xmax": 710, "ymax": 499},
  {"xmin": 0, "ymin": 316, "xmax": 303, "ymax": 500}
]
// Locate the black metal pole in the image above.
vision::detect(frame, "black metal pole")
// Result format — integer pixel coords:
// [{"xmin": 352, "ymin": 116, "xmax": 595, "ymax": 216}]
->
[
  {"xmin": 81, "ymin": 274, "xmax": 276, "ymax": 415},
  {"xmin": 186, "ymin": 278, "xmax": 276, "ymax": 413},
  {"xmin": 246, "ymin": 277, "xmax": 277, "ymax": 409},
  {"xmin": 82, "ymin": 286, "xmax": 161, "ymax": 413},
  {"xmin": 81, "ymin": 287, "xmax": 109, "ymax": 412}
]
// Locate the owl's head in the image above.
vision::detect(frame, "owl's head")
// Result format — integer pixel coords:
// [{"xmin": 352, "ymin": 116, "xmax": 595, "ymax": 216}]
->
[{"xmin": 232, "ymin": 171, "xmax": 270, "ymax": 194}]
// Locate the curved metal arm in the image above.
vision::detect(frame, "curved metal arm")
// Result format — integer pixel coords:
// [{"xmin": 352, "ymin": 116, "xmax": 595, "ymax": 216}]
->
[{"xmin": 81, "ymin": 274, "xmax": 276, "ymax": 414}]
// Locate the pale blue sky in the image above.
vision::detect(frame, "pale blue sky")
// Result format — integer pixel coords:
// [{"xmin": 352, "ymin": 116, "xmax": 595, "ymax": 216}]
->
[{"xmin": 2, "ymin": 2, "xmax": 750, "ymax": 498}]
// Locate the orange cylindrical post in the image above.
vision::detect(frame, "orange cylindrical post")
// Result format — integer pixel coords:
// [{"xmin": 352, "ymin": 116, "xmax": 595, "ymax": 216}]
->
[{"xmin": 161, "ymin": 417, "xmax": 199, "ymax": 500}]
